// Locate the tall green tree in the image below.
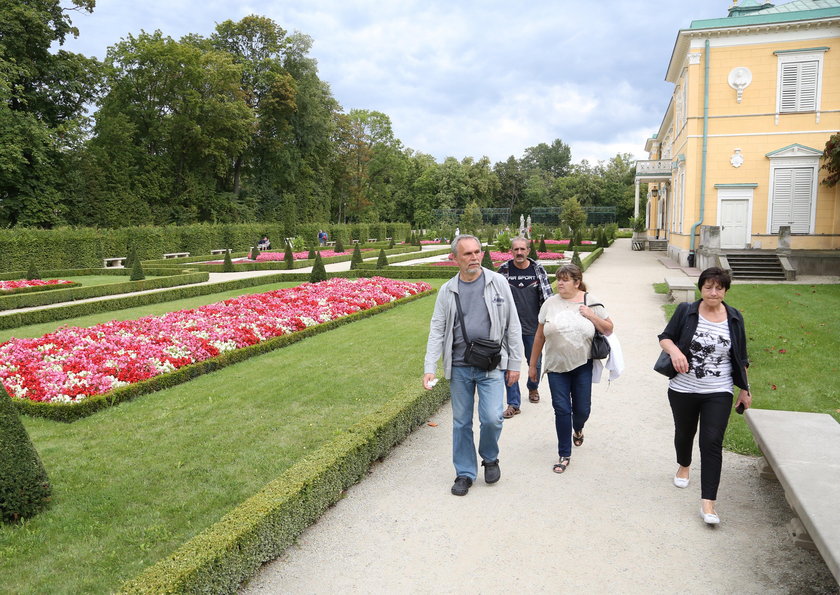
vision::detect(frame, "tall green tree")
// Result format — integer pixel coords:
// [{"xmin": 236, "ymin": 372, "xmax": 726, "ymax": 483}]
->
[
  {"xmin": 0, "ymin": 0, "xmax": 101, "ymax": 227},
  {"xmin": 521, "ymin": 139, "xmax": 572, "ymax": 178}
]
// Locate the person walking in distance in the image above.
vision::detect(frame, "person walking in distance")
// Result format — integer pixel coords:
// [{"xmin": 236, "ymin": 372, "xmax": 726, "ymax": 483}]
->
[
  {"xmin": 423, "ymin": 235, "xmax": 523, "ymax": 496},
  {"xmin": 497, "ymin": 236, "xmax": 553, "ymax": 417}
]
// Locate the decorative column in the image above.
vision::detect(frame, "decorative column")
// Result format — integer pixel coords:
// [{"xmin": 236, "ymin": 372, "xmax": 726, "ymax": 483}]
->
[{"xmin": 634, "ymin": 180, "xmax": 640, "ymax": 219}]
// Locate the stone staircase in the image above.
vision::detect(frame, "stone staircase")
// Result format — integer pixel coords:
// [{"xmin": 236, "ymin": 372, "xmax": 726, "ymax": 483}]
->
[
  {"xmin": 647, "ymin": 239, "xmax": 668, "ymax": 251},
  {"xmin": 724, "ymin": 252, "xmax": 787, "ymax": 280}
]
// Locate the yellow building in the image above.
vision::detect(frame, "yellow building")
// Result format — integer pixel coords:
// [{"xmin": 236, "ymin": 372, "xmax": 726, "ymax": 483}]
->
[{"xmin": 636, "ymin": 0, "xmax": 840, "ymax": 278}]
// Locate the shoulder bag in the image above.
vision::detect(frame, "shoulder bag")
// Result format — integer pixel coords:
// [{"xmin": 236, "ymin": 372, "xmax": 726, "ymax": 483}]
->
[
  {"xmin": 454, "ymin": 292, "xmax": 502, "ymax": 371},
  {"xmin": 585, "ymin": 292, "xmax": 611, "ymax": 360}
]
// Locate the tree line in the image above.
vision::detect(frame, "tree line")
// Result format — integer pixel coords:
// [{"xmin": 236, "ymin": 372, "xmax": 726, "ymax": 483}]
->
[{"xmin": 0, "ymin": 1, "xmax": 638, "ymax": 230}]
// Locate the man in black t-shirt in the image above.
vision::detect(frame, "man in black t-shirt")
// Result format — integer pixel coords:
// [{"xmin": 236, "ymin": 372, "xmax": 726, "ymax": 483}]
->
[{"xmin": 497, "ymin": 237, "xmax": 553, "ymax": 417}]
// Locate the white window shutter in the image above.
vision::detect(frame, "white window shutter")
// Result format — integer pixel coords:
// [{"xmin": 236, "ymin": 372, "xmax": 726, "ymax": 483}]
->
[
  {"xmin": 798, "ymin": 61, "xmax": 818, "ymax": 111},
  {"xmin": 771, "ymin": 167, "xmax": 813, "ymax": 233},
  {"xmin": 779, "ymin": 60, "xmax": 818, "ymax": 112}
]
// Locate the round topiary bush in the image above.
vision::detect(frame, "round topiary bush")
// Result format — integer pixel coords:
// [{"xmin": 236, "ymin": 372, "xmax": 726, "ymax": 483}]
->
[{"xmin": 0, "ymin": 385, "xmax": 51, "ymax": 524}]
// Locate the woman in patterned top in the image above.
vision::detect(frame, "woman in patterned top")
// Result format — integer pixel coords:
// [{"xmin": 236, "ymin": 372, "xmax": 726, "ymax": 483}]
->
[{"xmin": 658, "ymin": 267, "xmax": 752, "ymax": 525}]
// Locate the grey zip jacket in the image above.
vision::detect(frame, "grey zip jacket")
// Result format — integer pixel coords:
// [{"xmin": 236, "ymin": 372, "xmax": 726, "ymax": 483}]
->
[{"xmin": 424, "ymin": 267, "xmax": 523, "ymax": 379}]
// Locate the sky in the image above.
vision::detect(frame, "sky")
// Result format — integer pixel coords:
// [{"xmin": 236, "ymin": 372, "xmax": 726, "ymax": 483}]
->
[{"xmin": 59, "ymin": 0, "xmax": 732, "ymax": 166}]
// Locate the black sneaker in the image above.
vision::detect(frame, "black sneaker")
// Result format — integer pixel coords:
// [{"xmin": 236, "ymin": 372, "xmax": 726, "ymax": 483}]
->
[
  {"xmin": 482, "ymin": 459, "xmax": 501, "ymax": 484},
  {"xmin": 451, "ymin": 476, "xmax": 472, "ymax": 496}
]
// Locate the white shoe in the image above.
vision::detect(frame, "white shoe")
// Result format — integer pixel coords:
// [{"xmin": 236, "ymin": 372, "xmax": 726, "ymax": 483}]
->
[
  {"xmin": 673, "ymin": 475, "xmax": 690, "ymax": 488},
  {"xmin": 700, "ymin": 505, "xmax": 720, "ymax": 525}
]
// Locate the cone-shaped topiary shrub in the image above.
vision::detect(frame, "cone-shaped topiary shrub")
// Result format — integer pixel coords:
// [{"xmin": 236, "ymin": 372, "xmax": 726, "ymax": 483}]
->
[
  {"xmin": 283, "ymin": 242, "xmax": 294, "ymax": 269},
  {"xmin": 528, "ymin": 241, "xmax": 539, "ymax": 260},
  {"xmin": 250, "ymin": 239, "xmax": 260, "ymax": 260},
  {"xmin": 335, "ymin": 238, "xmax": 345, "ymax": 253},
  {"xmin": 388, "ymin": 237, "xmax": 395, "ymax": 249},
  {"xmin": 350, "ymin": 243, "xmax": 363, "ymax": 269},
  {"xmin": 376, "ymin": 248, "xmax": 389, "ymax": 269},
  {"xmin": 481, "ymin": 249, "xmax": 493, "ymax": 269},
  {"xmin": 125, "ymin": 245, "xmax": 140, "ymax": 270},
  {"xmin": 25, "ymin": 262, "xmax": 40, "ymax": 281},
  {"xmin": 539, "ymin": 237, "xmax": 547, "ymax": 252},
  {"xmin": 405, "ymin": 231, "xmax": 413, "ymax": 244},
  {"xmin": 307, "ymin": 247, "xmax": 316, "ymax": 260},
  {"xmin": 572, "ymin": 249, "xmax": 582, "ymax": 268},
  {"xmin": 130, "ymin": 255, "xmax": 145, "ymax": 281},
  {"xmin": 222, "ymin": 249, "xmax": 235, "ymax": 272},
  {"xmin": 0, "ymin": 384, "xmax": 51, "ymax": 524},
  {"xmin": 309, "ymin": 252, "xmax": 327, "ymax": 283}
]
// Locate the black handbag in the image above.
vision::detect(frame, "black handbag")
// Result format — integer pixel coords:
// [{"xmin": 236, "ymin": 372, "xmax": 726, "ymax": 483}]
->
[
  {"xmin": 585, "ymin": 293, "xmax": 611, "ymax": 360},
  {"xmin": 454, "ymin": 292, "xmax": 502, "ymax": 371},
  {"xmin": 654, "ymin": 350, "xmax": 678, "ymax": 378}
]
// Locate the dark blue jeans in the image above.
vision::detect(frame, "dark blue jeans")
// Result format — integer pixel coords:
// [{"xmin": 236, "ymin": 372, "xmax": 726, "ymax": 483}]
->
[
  {"xmin": 505, "ymin": 333, "xmax": 541, "ymax": 408},
  {"xmin": 547, "ymin": 360, "xmax": 593, "ymax": 458}
]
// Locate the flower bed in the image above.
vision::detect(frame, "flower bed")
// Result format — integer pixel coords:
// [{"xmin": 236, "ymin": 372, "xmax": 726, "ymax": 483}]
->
[
  {"xmin": 0, "ymin": 277, "xmax": 430, "ymax": 405},
  {"xmin": 255, "ymin": 249, "xmax": 361, "ymax": 262},
  {"xmin": 543, "ymin": 239, "xmax": 594, "ymax": 245},
  {"xmin": 0, "ymin": 279, "xmax": 74, "ymax": 293}
]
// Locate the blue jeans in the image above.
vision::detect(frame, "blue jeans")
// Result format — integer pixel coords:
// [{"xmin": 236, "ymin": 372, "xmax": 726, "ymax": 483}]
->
[
  {"xmin": 450, "ymin": 365, "xmax": 505, "ymax": 481},
  {"xmin": 506, "ymin": 333, "xmax": 541, "ymax": 408},
  {"xmin": 547, "ymin": 360, "xmax": 593, "ymax": 457}
]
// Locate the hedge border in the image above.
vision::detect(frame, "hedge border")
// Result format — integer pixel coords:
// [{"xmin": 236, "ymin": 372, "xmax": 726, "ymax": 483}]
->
[
  {"xmin": 0, "ymin": 281, "xmax": 82, "ymax": 297},
  {"xmin": 12, "ymin": 288, "xmax": 436, "ymax": 422},
  {"xmin": 118, "ymin": 378, "xmax": 450, "ymax": 594},
  {"xmin": 0, "ymin": 272, "xmax": 209, "ymax": 312}
]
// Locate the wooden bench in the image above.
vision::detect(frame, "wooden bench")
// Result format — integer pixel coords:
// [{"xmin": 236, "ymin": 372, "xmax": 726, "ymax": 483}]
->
[
  {"xmin": 103, "ymin": 257, "xmax": 126, "ymax": 268},
  {"xmin": 744, "ymin": 408, "xmax": 840, "ymax": 583},
  {"xmin": 665, "ymin": 276, "xmax": 696, "ymax": 303},
  {"xmin": 163, "ymin": 252, "xmax": 190, "ymax": 259},
  {"xmin": 210, "ymin": 249, "xmax": 229, "ymax": 255}
]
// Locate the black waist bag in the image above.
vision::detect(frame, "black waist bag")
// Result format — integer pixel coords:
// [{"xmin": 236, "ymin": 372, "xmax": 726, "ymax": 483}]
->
[
  {"xmin": 464, "ymin": 337, "xmax": 502, "ymax": 371},
  {"xmin": 455, "ymin": 292, "xmax": 502, "ymax": 371}
]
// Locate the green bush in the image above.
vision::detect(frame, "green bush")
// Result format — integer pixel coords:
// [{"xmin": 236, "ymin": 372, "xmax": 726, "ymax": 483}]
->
[
  {"xmin": 376, "ymin": 249, "xmax": 389, "ymax": 269},
  {"xmin": 481, "ymin": 249, "xmax": 493, "ymax": 269},
  {"xmin": 26, "ymin": 262, "xmax": 40, "ymax": 281},
  {"xmin": 334, "ymin": 238, "xmax": 345, "ymax": 253},
  {"xmin": 129, "ymin": 257, "xmax": 145, "ymax": 281},
  {"xmin": 539, "ymin": 237, "xmax": 547, "ymax": 252},
  {"xmin": 528, "ymin": 241, "xmax": 538, "ymax": 260},
  {"xmin": 307, "ymin": 248, "xmax": 316, "ymax": 260},
  {"xmin": 350, "ymin": 244, "xmax": 363, "ymax": 270},
  {"xmin": 222, "ymin": 250, "xmax": 234, "ymax": 273},
  {"xmin": 283, "ymin": 243, "xmax": 294, "ymax": 269},
  {"xmin": 572, "ymin": 249, "xmax": 583, "ymax": 268},
  {"xmin": 0, "ymin": 384, "xmax": 51, "ymax": 523},
  {"xmin": 309, "ymin": 253, "xmax": 327, "ymax": 283}
]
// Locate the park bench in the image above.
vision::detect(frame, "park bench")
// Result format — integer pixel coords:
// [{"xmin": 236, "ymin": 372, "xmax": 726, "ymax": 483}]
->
[
  {"xmin": 163, "ymin": 252, "xmax": 190, "ymax": 259},
  {"xmin": 367, "ymin": 238, "xmax": 377, "ymax": 243},
  {"xmin": 744, "ymin": 408, "xmax": 840, "ymax": 583},
  {"xmin": 665, "ymin": 276, "xmax": 696, "ymax": 303},
  {"xmin": 103, "ymin": 257, "xmax": 126, "ymax": 268},
  {"xmin": 325, "ymin": 240, "xmax": 335, "ymax": 247},
  {"xmin": 352, "ymin": 239, "xmax": 360, "ymax": 244},
  {"xmin": 210, "ymin": 249, "xmax": 229, "ymax": 255}
]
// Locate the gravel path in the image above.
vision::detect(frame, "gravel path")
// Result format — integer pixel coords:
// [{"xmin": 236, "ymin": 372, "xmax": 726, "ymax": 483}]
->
[{"xmin": 241, "ymin": 238, "xmax": 838, "ymax": 594}]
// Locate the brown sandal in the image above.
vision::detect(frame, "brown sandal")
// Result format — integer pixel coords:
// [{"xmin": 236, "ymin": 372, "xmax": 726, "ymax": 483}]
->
[
  {"xmin": 503, "ymin": 405, "xmax": 520, "ymax": 418},
  {"xmin": 528, "ymin": 390, "xmax": 540, "ymax": 403},
  {"xmin": 573, "ymin": 431, "xmax": 584, "ymax": 447},
  {"xmin": 553, "ymin": 456, "xmax": 570, "ymax": 473}
]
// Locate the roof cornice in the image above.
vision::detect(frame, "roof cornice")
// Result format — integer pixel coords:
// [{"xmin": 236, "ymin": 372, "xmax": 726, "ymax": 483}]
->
[{"xmin": 665, "ymin": 14, "xmax": 840, "ymax": 82}]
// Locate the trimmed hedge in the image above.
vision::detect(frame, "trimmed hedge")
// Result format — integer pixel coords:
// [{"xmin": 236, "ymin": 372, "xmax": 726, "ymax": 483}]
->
[
  {"xmin": 118, "ymin": 378, "xmax": 450, "ymax": 594},
  {"xmin": 0, "ymin": 282, "xmax": 81, "ymax": 297},
  {"xmin": 0, "ymin": 223, "xmax": 412, "ymax": 273},
  {"xmin": 0, "ymin": 272, "xmax": 209, "ymax": 311},
  {"xmin": 12, "ymin": 288, "xmax": 436, "ymax": 421}
]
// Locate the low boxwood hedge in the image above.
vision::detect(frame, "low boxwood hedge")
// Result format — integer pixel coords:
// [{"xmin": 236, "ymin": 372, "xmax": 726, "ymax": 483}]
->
[
  {"xmin": 12, "ymin": 288, "xmax": 436, "ymax": 422},
  {"xmin": 0, "ymin": 272, "xmax": 209, "ymax": 311},
  {"xmin": 0, "ymin": 282, "xmax": 82, "ymax": 298},
  {"xmin": 118, "ymin": 378, "xmax": 450, "ymax": 594}
]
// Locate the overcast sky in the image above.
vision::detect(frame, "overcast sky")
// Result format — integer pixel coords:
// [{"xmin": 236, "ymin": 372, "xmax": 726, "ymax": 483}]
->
[{"xmin": 60, "ymin": 0, "xmax": 730, "ymax": 166}]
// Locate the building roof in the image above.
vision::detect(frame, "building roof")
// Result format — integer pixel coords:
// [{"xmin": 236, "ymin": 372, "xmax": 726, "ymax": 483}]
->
[{"xmin": 690, "ymin": 0, "xmax": 840, "ymax": 29}]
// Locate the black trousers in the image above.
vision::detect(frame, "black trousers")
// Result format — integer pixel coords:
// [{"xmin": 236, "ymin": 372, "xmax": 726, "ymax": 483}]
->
[{"xmin": 668, "ymin": 389, "xmax": 733, "ymax": 500}]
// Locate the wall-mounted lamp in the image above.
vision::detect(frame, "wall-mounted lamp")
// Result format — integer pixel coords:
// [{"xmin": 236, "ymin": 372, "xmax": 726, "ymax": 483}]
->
[{"xmin": 651, "ymin": 186, "xmax": 659, "ymax": 199}]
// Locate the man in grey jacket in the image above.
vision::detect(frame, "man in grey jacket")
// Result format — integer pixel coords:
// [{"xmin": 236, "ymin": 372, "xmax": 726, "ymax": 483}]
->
[{"xmin": 423, "ymin": 235, "xmax": 523, "ymax": 496}]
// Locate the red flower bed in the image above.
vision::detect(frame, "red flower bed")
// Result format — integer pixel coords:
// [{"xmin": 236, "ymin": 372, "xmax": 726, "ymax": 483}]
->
[
  {"xmin": 0, "ymin": 278, "xmax": 430, "ymax": 404},
  {"xmin": 0, "ymin": 279, "xmax": 74, "ymax": 293}
]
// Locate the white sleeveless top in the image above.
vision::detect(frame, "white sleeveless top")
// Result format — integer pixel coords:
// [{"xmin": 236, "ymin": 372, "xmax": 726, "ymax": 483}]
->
[{"xmin": 538, "ymin": 294, "xmax": 607, "ymax": 374}]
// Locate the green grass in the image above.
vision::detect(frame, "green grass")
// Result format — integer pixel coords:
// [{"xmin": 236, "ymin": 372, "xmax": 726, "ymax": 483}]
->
[
  {"xmin": 0, "ymin": 281, "xmax": 443, "ymax": 594},
  {"xmin": 658, "ymin": 283, "xmax": 840, "ymax": 455}
]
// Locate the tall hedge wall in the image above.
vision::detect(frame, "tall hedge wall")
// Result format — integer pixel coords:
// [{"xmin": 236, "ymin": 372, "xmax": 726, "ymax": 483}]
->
[{"xmin": 0, "ymin": 223, "xmax": 412, "ymax": 273}]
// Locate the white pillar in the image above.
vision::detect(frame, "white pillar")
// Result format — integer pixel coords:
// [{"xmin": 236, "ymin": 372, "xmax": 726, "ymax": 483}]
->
[{"xmin": 634, "ymin": 180, "xmax": 640, "ymax": 219}]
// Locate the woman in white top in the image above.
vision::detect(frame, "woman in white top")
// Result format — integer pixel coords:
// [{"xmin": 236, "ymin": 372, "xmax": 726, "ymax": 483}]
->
[{"xmin": 529, "ymin": 264, "xmax": 613, "ymax": 474}]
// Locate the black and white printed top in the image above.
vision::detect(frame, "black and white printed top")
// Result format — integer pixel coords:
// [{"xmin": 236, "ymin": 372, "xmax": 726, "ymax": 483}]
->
[{"xmin": 669, "ymin": 314, "xmax": 734, "ymax": 395}]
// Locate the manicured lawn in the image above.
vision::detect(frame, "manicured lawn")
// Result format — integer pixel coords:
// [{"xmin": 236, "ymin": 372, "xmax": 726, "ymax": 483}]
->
[
  {"xmin": 0, "ymin": 281, "xmax": 442, "ymax": 593},
  {"xmin": 656, "ymin": 283, "xmax": 840, "ymax": 455}
]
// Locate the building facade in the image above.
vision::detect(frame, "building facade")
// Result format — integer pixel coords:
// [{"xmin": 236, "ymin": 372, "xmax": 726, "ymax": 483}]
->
[{"xmin": 636, "ymin": 0, "xmax": 840, "ymax": 275}]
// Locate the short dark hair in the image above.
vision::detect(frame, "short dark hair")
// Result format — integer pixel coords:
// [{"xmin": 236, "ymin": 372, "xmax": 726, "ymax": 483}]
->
[{"xmin": 697, "ymin": 267, "xmax": 731, "ymax": 291}]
